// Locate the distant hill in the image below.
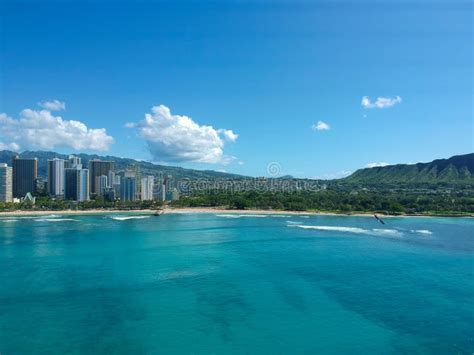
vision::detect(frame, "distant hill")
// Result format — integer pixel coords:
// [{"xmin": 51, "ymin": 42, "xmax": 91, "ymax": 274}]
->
[
  {"xmin": 0, "ymin": 150, "xmax": 248, "ymax": 181},
  {"xmin": 2, "ymin": 150, "xmax": 473, "ymax": 186},
  {"xmin": 344, "ymin": 153, "xmax": 474, "ymax": 185}
]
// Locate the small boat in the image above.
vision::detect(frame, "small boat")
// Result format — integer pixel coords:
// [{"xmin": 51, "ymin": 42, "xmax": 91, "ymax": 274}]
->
[
  {"xmin": 153, "ymin": 210, "xmax": 164, "ymax": 216},
  {"xmin": 374, "ymin": 214, "xmax": 385, "ymax": 225}
]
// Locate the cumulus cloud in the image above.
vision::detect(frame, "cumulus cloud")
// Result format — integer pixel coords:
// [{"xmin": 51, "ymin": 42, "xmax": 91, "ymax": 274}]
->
[
  {"xmin": 127, "ymin": 104, "xmax": 238, "ymax": 164},
  {"xmin": 312, "ymin": 120, "xmax": 330, "ymax": 131},
  {"xmin": 38, "ymin": 100, "xmax": 66, "ymax": 111},
  {"xmin": 0, "ymin": 142, "xmax": 21, "ymax": 151},
  {"xmin": 0, "ymin": 106, "xmax": 114, "ymax": 152},
  {"xmin": 361, "ymin": 96, "xmax": 402, "ymax": 109},
  {"xmin": 218, "ymin": 129, "xmax": 239, "ymax": 142},
  {"xmin": 366, "ymin": 162, "xmax": 390, "ymax": 168}
]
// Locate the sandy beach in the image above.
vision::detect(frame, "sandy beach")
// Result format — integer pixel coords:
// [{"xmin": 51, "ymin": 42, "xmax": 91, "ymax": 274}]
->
[
  {"xmin": 1, "ymin": 207, "xmax": 469, "ymax": 218},
  {"xmin": 0, "ymin": 207, "xmax": 375, "ymax": 218}
]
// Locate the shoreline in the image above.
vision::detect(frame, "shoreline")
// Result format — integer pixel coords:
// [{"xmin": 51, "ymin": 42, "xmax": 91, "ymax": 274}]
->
[{"xmin": 0, "ymin": 207, "xmax": 471, "ymax": 218}]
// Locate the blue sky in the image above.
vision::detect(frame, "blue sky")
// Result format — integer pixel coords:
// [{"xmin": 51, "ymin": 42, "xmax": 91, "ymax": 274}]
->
[{"xmin": 0, "ymin": 0, "xmax": 472, "ymax": 178}]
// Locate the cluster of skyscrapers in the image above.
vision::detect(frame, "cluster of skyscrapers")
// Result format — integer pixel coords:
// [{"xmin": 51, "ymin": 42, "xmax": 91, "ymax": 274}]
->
[{"xmin": 0, "ymin": 155, "xmax": 177, "ymax": 203}]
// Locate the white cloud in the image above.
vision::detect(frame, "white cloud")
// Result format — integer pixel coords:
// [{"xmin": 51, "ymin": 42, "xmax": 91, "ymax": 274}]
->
[
  {"xmin": 361, "ymin": 96, "xmax": 402, "ymax": 109},
  {"xmin": 0, "ymin": 107, "xmax": 114, "ymax": 152},
  {"xmin": 312, "ymin": 120, "xmax": 330, "ymax": 131},
  {"xmin": 127, "ymin": 104, "xmax": 238, "ymax": 164},
  {"xmin": 366, "ymin": 162, "xmax": 390, "ymax": 168},
  {"xmin": 0, "ymin": 142, "xmax": 20, "ymax": 151},
  {"xmin": 38, "ymin": 100, "xmax": 66, "ymax": 111},
  {"xmin": 218, "ymin": 129, "xmax": 239, "ymax": 142}
]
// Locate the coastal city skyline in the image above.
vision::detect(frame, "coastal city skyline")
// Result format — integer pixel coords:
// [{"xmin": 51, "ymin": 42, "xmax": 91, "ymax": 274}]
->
[
  {"xmin": 0, "ymin": 156, "xmax": 178, "ymax": 203},
  {"xmin": 1, "ymin": 0, "xmax": 472, "ymax": 179}
]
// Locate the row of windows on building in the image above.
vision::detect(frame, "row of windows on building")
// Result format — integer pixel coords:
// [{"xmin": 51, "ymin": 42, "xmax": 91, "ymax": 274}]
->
[{"xmin": 0, "ymin": 156, "xmax": 179, "ymax": 203}]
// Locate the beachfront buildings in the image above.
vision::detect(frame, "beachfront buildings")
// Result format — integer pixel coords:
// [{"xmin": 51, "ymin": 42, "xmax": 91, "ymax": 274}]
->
[
  {"xmin": 0, "ymin": 163, "xmax": 13, "ymax": 202},
  {"xmin": 5, "ymin": 154, "xmax": 167, "ymax": 203},
  {"xmin": 64, "ymin": 156, "xmax": 89, "ymax": 202},
  {"xmin": 141, "ymin": 176, "xmax": 154, "ymax": 201},
  {"xmin": 120, "ymin": 171, "xmax": 137, "ymax": 201},
  {"xmin": 12, "ymin": 157, "xmax": 37, "ymax": 198},
  {"xmin": 89, "ymin": 160, "xmax": 115, "ymax": 196},
  {"xmin": 65, "ymin": 166, "xmax": 90, "ymax": 202},
  {"xmin": 98, "ymin": 175, "xmax": 108, "ymax": 196},
  {"xmin": 47, "ymin": 158, "xmax": 65, "ymax": 197}
]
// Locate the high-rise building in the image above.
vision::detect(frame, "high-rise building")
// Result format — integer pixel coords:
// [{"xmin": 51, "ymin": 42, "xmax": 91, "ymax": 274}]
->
[
  {"xmin": 12, "ymin": 157, "xmax": 37, "ymax": 198},
  {"xmin": 88, "ymin": 160, "xmax": 114, "ymax": 196},
  {"xmin": 97, "ymin": 175, "xmax": 108, "ymax": 196},
  {"xmin": 140, "ymin": 176, "xmax": 154, "ymax": 200},
  {"xmin": 0, "ymin": 163, "xmax": 13, "ymax": 202},
  {"xmin": 113, "ymin": 174, "xmax": 121, "ymax": 195},
  {"xmin": 107, "ymin": 170, "xmax": 116, "ymax": 188},
  {"xmin": 65, "ymin": 166, "xmax": 89, "ymax": 202},
  {"xmin": 160, "ymin": 175, "xmax": 173, "ymax": 201},
  {"xmin": 67, "ymin": 155, "xmax": 82, "ymax": 168},
  {"xmin": 161, "ymin": 180, "xmax": 166, "ymax": 201},
  {"xmin": 47, "ymin": 158, "xmax": 65, "ymax": 197},
  {"xmin": 120, "ymin": 171, "xmax": 136, "ymax": 201}
]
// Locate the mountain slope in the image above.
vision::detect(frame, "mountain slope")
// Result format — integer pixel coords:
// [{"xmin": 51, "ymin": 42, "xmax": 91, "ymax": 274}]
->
[
  {"xmin": 344, "ymin": 153, "xmax": 474, "ymax": 185},
  {"xmin": 0, "ymin": 150, "xmax": 247, "ymax": 180}
]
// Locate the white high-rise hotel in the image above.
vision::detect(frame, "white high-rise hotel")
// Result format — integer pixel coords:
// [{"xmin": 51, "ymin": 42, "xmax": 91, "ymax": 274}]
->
[
  {"xmin": 141, "ymin": 176, "xmax": 154, "ymax": 201},
  {"xmin": 0, "ymin": 163, "xmax": 13, "ymax": 202}
]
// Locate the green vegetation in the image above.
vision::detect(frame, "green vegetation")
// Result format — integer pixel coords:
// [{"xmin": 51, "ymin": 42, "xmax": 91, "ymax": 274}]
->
[
  {"xmin": 1, "ymin": 187, "xmax": 473, "ymax": 216},
  {"xmin": 171, "ymin": 188, "xmax": 474, "ymax": 216},
  {"xmin": 1, "ymin": 151, "xmax": 473, "ymax": 216},
  {"xmin": 344, "ymin": 154, "xmax": 474, "ymax": 185}
]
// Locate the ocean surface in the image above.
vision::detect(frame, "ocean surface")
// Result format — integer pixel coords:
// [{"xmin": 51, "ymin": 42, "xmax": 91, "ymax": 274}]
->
[{"xmin": 0, "ymin": 213, "xmax": 472, "ymax": 354}]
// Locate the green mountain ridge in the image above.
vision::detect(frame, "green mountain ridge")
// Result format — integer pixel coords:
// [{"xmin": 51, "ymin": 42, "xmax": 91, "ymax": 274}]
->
[
  {"xmin": 1, "ymin": 150, "xmax": 472, "ymax": 186},
  {"xmin": 344, "ymin": 153, "xmax": 474, "ymax": 185}
]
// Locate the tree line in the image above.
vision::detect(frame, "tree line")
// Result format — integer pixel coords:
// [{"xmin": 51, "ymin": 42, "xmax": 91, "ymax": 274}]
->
[{"xmin": 171, "ymin": 189, "xmax": 474, "ymax": 215}]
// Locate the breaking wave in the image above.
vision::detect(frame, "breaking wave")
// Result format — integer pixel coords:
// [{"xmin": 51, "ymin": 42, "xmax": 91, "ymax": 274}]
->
[
  {"xmin": 291, "ymin": 224, "xmax": 403, "ymax": 237},
  {"xmin": 412, "ymin": 229, "xmax": 433, "ymax": 235},
  {"xmin": 216, "ymin": 214, "xmax": 268, "ymax": 218},
  {"xmin": 0, "ymin": 219, "xmax": 19, "ymax": 223},
  {"xmin": 34, "ymin": 218, "xmax": 76, "ymax": 222},
  {"xmin": 110, "ymin": 216, "xmax": 151, "ymax": 221}
]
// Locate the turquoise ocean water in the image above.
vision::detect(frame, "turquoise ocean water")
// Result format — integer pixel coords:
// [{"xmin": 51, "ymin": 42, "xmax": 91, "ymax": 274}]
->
[{"xmin": 0, "ymin": 213, "xmax": 472, "ymax": 354}]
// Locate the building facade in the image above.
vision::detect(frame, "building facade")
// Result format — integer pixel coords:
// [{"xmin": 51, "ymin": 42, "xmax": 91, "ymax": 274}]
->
[
  {"xmin": 65, "ymin": 166, "xmax": 90, "ymax": 202},
  {"xmin": 12, "ymin": 157, "xmax": 37, "ymax": 198},
  {"xmin": 67, "ymin": 155, "xmax": 82, "ymax": 168},
  {"xmin": 0, "ymin": 163, "xmax": 13, "ymax": 202},
  {"xmin": 120, "ymin": 171, "xmax": 136, "ymax": 201},
  {"xmin": 88, "ymin": 160, "xmax": 115, "ymax": 196},
  {"xmin": 47, "ymin": 158, "xmax": 65, "ymax": 197},
  {"xmin": 140, "ymin": 176, "xmax": 154, "ymax": 201},
  {"xmin": 97, "ymin": 175, "xmax": 108, "ymax": 196}
]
